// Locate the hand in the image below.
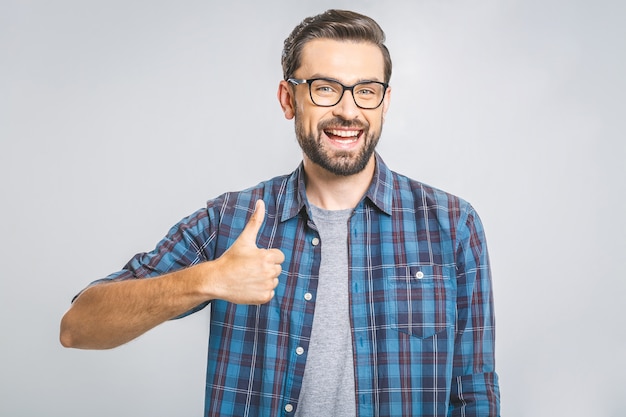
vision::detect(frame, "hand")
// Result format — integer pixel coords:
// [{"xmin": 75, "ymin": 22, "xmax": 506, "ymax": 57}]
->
[{"xmin": 210, "ymin": 200, "xmax": 285, "ymax": 304}]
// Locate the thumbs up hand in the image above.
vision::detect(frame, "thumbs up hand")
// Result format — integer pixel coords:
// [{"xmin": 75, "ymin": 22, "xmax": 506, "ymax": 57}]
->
[{"xmin": 209, "ymin": 200, "xmax": 285, "ymax": 304}]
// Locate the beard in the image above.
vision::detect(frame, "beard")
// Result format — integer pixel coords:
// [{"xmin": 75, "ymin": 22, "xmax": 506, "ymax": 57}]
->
[{"xmin": 295, "ymin": 111, "xmax": 382, "ymax": 177}]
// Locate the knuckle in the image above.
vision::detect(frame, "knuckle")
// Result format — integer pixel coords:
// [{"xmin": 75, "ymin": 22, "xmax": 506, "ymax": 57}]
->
[{"xmin": 260, "ymin": 291, "xmax": 274, "ymax": 304}]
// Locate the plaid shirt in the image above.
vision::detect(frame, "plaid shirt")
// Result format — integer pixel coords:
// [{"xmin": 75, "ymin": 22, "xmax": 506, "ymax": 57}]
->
[{"xmin": 99, "ymin": 153, "xmax": 500, "ymax": 416}]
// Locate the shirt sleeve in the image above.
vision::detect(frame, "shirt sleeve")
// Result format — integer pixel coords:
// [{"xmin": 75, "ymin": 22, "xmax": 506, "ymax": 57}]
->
[
  {"xmin": 73, "ymin": 206, "xmax": 216, "ymax": 318},
  {"xmin": 448, "ymin": 204, "xmax": 501, "ymax": 416}
]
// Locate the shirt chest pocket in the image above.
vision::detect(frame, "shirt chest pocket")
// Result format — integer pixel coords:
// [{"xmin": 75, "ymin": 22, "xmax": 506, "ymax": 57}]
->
[{"xmin": 386, "ymin": 263, "xmax": 456, "ymax": 339}]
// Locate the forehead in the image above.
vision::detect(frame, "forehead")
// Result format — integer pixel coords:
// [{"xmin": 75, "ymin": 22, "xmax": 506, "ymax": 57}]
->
[{"xmin": 297, "ymin": 38, "xmax": 385, "ymax": 83}]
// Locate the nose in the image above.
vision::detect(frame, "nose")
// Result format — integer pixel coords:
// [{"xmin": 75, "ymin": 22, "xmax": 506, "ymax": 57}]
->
[{"xmin": 332, "ymin": 89, "xmax": 360, "ymax": 120}]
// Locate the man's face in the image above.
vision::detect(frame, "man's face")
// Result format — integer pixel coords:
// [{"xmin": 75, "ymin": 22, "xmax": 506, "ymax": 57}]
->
[{"xmin": 282, "ymin": 39, "xmax": 391, "ymax": 177}]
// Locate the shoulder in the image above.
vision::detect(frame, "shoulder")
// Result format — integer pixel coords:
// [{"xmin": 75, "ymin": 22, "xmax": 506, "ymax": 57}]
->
[
  {"xmin": 390, "ymin": 169, "xmax": 474, "ymax": 217},
  {"xmin": 390, "ymin": 170, "xmax": 487, "ymax": 249},
  {"xmin": 204, "ymin": 172, "xmax": 294, "ymax": 224}
]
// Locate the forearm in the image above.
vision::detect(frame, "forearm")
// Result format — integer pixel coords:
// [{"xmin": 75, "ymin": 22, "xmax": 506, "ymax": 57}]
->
[
  {"xmin": 60, "ymin": 200, "xmax": 282, "ymax": 349},
  {"xmin": 60, "ymin": 262, "xmax": 213, "ymax": 350}
]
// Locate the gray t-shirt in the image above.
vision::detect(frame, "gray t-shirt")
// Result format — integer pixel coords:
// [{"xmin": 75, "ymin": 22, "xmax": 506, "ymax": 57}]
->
[{"xmin": 295, "ymin": 205, "xmax": 356, "ymax": 417}]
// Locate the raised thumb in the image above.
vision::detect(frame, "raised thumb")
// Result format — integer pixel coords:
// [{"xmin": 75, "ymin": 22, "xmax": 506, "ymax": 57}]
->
[{"xmin": 238, "ymin": 199, "xmax": 265, "ymax": 244}]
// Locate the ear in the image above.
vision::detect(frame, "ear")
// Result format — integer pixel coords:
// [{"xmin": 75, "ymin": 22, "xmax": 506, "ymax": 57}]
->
[
  {"xmin": 381, "ymin": 85, "xmax": 392, "ymax": 122},
  {"xmin": 277, "ymin": 80, "xmax": 295, "ymax": 120}
]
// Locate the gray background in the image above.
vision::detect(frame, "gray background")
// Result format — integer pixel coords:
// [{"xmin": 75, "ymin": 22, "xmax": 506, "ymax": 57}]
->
[{"xmin": 1, "ymin": 0, "xmax": 624, "ymax": 416}]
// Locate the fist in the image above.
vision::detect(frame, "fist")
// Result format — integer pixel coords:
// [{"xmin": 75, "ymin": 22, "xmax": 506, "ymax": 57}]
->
[{"xmin": 212, "ymin": 200, "xmax": 285, "ymax": 304}]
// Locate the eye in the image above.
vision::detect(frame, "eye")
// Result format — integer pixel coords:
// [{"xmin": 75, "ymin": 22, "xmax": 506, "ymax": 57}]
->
[
  {"xmin": 313, "ymin": 81, "xmax": 341, "ymax": 96},
  {"xmin": 354, "ymin": 83, "xmax": 381, "ymax": 99},
  {"xmin": 356, "ymin": 88, "xmax": 376, "ymax": 96},
  {"xmin": 317, "ymin": 85, "xmax": 335, "ymax": 93}
]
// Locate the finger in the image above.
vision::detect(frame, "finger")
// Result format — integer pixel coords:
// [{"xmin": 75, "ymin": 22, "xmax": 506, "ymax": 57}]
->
[
  {"xmin": 267, "ymin": 248, "xmax": 285, "ymax": 264},
  {"xmin": 270, "ymin": 263, "xmax": 282, "ymax": 279},
  {"xmin": 238, "ymin": 199, "xmax": 265, "ymax": 244}
]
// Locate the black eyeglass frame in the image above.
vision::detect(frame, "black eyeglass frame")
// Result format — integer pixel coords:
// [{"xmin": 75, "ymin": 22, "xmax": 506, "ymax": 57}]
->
[{"xmin": 287, "ymin": 77, "xmax": 389, "ymax": 110}]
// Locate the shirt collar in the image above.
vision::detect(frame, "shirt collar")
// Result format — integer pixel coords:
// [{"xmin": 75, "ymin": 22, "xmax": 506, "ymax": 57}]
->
[
  {"xmin": 279, "ymin": 152, "xmax": 394, "ymax": 223},
  {"xmin": 365, "ymin": 153, "xmax": 394, "ymax": 215}
]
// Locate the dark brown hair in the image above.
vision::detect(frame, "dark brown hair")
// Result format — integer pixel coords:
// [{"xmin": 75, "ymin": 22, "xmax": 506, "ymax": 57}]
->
[{"xmin": 281, "ymin": 9, "xmax": 392, "ymax": 83}]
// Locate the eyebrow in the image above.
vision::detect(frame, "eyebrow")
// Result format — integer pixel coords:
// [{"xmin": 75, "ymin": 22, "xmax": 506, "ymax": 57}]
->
[{"xmin": 305, "ymin": 74, "xmax": 384, "ymax": 84}]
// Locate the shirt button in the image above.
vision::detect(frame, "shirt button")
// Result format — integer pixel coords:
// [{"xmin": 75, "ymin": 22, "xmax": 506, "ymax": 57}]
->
[
  {"xmin": 296, "ymin": 346, "xmax": 305, "ymax": 355},
  {"xmin": 304, "ymin": 292, "xmax": 313, "ymax": 301},
  {"xmin": 311, "ymin": 237, "xmax": 320, "ymax": 246},
  {"xmin": 285, "ymin": 403, "xmax": 294, "ymax": 413},
  {"xmin": 415, "ymin": 271, "xmax": 424, "ymax": 279}
]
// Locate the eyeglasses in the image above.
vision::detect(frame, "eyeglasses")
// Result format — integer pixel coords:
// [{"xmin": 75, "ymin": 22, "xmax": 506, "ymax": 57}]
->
[{"xmin": 287, "ymin": 77, "xmax": 388, "ymax": 110}]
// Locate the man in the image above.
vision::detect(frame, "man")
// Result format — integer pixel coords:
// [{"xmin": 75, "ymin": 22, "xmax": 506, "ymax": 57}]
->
[{"xmin": 60, "ymin": 9, "xmax": 500, "ymax": 417}]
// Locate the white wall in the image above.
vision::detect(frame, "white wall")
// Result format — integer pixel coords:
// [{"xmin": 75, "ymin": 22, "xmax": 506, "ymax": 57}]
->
[{"xmin": 1, "ymin": 0, "xmax": 624, "ymax": 416}]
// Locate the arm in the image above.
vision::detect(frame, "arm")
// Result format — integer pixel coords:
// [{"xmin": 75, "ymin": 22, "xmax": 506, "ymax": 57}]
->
[
  {"xmin": 60, "ymin": 262, "xmax": 213, "ymax": 349},
  {"xmin": 448, "ymin": 205, "xmax": 500, "ymax": 416},
  {"xmin": 60, "ymin": 200, "xmax": 284, "ymax": 350}
]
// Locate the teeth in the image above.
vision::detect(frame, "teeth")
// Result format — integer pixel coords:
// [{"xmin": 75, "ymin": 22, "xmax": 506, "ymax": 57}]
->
[{"xmin": 326, "ymin": 129, "xmax": 360, "ymax": 138}]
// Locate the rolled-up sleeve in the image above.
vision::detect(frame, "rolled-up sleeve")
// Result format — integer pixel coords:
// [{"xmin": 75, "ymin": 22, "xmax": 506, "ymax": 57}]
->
[{"xmin": 72, "ymin": 206, "xmax": 216, "ymax": 318}]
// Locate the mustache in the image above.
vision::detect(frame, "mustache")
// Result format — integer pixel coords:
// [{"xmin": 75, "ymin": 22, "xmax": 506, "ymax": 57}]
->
[{"xmin": 318, "ymin": 117, "xmax": 368, "ymax": 131}]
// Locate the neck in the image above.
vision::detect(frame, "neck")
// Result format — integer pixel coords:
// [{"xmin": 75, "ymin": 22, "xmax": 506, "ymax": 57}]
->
[{"xmin": 303, "ymin": 156, "xmax": 376, "ymax": 210}]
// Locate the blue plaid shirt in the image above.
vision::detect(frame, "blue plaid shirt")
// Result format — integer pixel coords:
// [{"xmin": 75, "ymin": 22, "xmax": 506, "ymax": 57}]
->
[{"xmin": 98, "ymin": 154, "xmax": 500, "ymax": 416}]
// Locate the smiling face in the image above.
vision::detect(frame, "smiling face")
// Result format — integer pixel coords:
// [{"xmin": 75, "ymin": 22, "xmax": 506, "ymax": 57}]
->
[{"xmin": 278, "ymin": 39, "xmax": 391, "ymax": 177}]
